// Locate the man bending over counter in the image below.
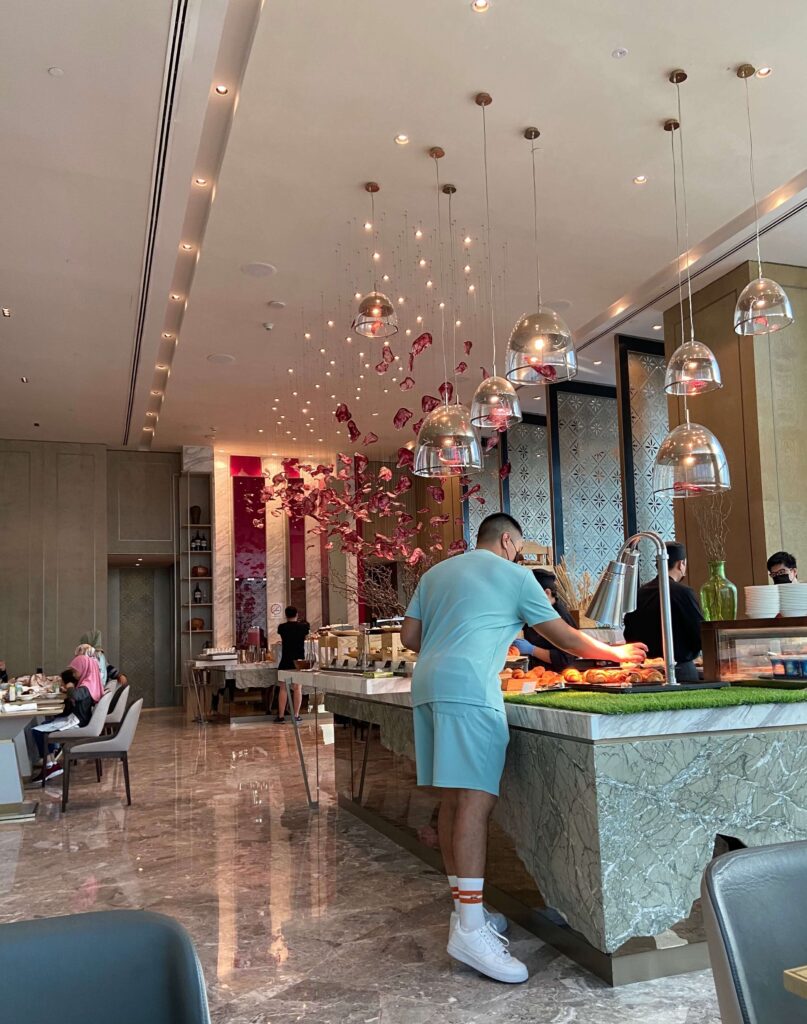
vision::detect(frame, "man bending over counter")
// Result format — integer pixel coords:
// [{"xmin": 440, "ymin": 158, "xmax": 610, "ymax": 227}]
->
[{"xmin": 400, "ymin": 512, "xmax": 647, "ymax": 985}]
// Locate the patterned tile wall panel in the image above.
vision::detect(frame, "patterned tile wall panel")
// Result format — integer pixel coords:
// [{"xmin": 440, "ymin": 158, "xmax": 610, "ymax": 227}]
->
[
  {"xmin": 466, "ymin": 450, "xmax": 503, "ymax": 547},
  {"xmin": 557, "ymin": 392, "xmax": 623, "ymax": 579},
  {"xmin": 506, "ymin": 421, "xmax": 552, "ymax": 546},
  {"xmin": 627, "ymin": 351, "xmax": 675, "ymax": 580},
  {"xmin": 119, "ymin": 568, "xmax": 156, "ymax": 708}
]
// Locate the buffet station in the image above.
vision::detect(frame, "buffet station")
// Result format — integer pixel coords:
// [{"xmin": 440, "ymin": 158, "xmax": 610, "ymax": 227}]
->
[{"xmin": 280, "ymin": 604, "xmax": 807, "ymax": 986}]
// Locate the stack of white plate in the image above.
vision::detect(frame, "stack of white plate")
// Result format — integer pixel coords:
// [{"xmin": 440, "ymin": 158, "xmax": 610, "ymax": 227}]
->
[
  {"xmin": 778, "ymin": 583, "xmax": 807, "ymax": 618},
  {"xmin": 745, "ymin": 585, "xmax": 780, "ymax": 619}
]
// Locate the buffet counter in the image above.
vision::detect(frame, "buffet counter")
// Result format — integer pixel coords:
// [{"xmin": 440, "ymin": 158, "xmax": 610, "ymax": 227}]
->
[{"xmin": 289, "ymin": 669, "xmax": 807, "ymax": 985}]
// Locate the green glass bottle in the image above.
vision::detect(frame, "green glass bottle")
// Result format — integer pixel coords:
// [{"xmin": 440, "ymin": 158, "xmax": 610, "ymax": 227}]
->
[{"xmin": 700, "ymin": 560, "xmax": 738, "ymax": 621}]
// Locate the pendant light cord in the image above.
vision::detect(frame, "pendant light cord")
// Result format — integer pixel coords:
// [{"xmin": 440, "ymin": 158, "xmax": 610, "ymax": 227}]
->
[
  {"xmin": 744, "ymin": 77, "xmax": 764, "ymax": 280},
  {"xmin": 669, "ymin": 129, "xmax": 687, "ymax": 351},
  {"xmin": 448, "ymin": 189, "xmax": 459, "ymax": 400},
  {"xmin": 370, "ymin": 192, "xmax": 377, "ymax": 292},
  {"xmin": 530, "ymin": 143, "xmax": 542, "ymax": 309},
  {"xmin": 674, "ymin": 83, "xmax": 696, "ymax": 346},
  {"xmin": 434, "ymin": 157, "xmax": 449, "ymax": 403},
  {"xmin": 480, "ymin": 103, "xmax": 497, "ymax": 375}
]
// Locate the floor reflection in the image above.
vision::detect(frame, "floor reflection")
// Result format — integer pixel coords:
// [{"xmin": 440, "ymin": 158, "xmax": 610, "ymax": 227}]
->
[{"xmin": 2, "ymin": 710, "xmax": 720, "ymax": 1023}]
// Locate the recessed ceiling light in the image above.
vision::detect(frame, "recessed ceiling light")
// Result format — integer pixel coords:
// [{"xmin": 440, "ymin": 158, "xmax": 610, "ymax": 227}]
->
[
  {"xmin": 146, "ymin": 411, "xmax": 156, "ymax": 417},
  {"xmin": 214, "ymin": 84, "xmax": 229, "ymax": 95},
  {"xmin": 372, "ymin": 252, "xmax": 381, "ymax": 261},
  {"xmin": 464, "ymin": 265, "xmax": 471, "ymax": 273},
  {"xmin": 194, "ymin": 177, "xmax": 208, "ymax": 186},
  {"xmin": 364, "ymin": 221, "xmax": 372, "ymax": 231},
  {"xmin": 156, "ymin": 363, "xmax": 168, "ymax": 370},
  {"xmin": 1, "ymin": 307, "xmax": 10, "ymax": 317},
  {"xmin": 20, "ymin": 376, "xmax": 30, "ymax": 384},
  {"xmin": 304, "ymin": 332, "xmax": 311, "ymax": 339},
  {"xmin": 415, "ymin": 229, "xmax": 423, "ymax": 239},
  {"xmin": 533, "ymin": 394, "xmax": 543, "ymax": 400},
  {"xmin": 207, "ymin": 353, "xmax": 236, "ymax": 364},
  {"xmin": 426, "ymin": 280, "xmax": 433, "ymax": 288},
  {"xmin": 241, "ymin": 262, "xmax": 277, "ymax": 277},
  {"xmin": 170, "ymin": 294, "xmax": 182, "ymax": 301},
  {"xmin": 633, "ymin": 175, "xmax": 648, "ymax": 185},
  {"xmin": 394, "ymin": 134, "xmax": 410, "ymax": 145},
  {"xmin": 653, "ymin": 324, "xmax": 663, "ymax": 331},
  {"xmin": 47, "ymin": 66, "xmax": 64, "ymax": 77},
  {"xmin": 419, "ymin": 258, "xmax": 427, "ymax": 268},
  {"xmin": 162, "ymin": 332, "xmax": 173, "ymax": 339},
  {"xmin": 327, "ymin": 319, "xmax": 334, "ymax": 327},
  {"xmin": 258, "ymin": 428, "xmax": 264, "ymax": 433},
  {"xmin": 464, "ymin": 236, "xmax": 472, "ymax": 245},
  {"xmin": 593, "ymin": 360, "xmax": 603, "ymax": 366},
  {"xmin": 354, "ymin": 291, "xmax": 361, "ymax": 299},
  {"xmin": 611, "ymin": 47, "xmax": 629, "ymax": 60},
  {"xmin": 267, "ymin": 300, "xmax": 286, "ymax": 309},
  {"xmin": 262, "ymin": 322, "xmax": 274, "ymax": 331},
  {"xmin": 288, "ymin": 368, "xmax": 294, "ymax": 373},
  {"xmin": 416, "ymin": 316, "xmax": 423, "ymax": 323},
  {"xmin": 405, "ymin": 329, "xmax": 412, "ymax": 336},
  {"xmin": 151, "ymin": 390, "xmax": 161, "ymax": 396},
  {"xmin": 756, "ymin": 66, "xmax": 772, "ymax": 78},
  {"xmin": 471, "ymin": 0, "xmax": 490, "ymax": 11},
  {"xmin": 468, "ymin": 284, "xmax": 475, "ymax": 292},
  {"xmin": 455, "ymin": 319, "xmax": 462, "ymax": 326},
  {"xmin": 382, "ymin": 274, "xmax": 390, "ymax": 282},
  {"xmin": 181, "ymin": 243, "xmax": 193, "ymax": 251}
]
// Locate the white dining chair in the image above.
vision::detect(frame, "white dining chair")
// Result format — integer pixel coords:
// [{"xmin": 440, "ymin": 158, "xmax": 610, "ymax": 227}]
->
[
  {"xmin": 41, "ymin": 691, "xmax": 113, "ymax": 787},
  {"xmin": 62, "ymin": 699, "xmax": 144, "ymax": 811}
]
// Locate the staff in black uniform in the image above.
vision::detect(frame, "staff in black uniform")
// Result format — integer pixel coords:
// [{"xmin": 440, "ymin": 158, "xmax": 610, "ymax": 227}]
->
[
  {"xmin": 623, "ymin": 541, "xmax": 703, "ymax": 682},
  {"xmin": 513, "ymin": 569, "xmax": 577, "ymax": 672}
]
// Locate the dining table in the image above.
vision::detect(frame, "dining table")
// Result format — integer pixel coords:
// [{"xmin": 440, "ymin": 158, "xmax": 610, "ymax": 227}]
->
[{"xmin": 0, "ymin": 695, "xmax": 64, "ymax": 822}]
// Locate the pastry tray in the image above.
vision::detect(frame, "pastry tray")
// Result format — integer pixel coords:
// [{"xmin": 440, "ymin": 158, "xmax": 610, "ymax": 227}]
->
[{"xmin": 564, "ymin": 681, "xmax": 729, "ymax": 694}]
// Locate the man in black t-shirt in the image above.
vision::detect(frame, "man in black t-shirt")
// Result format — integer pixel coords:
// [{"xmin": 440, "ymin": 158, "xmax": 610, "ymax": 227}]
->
[
  {"xmin": 276, "ymin": 606, "xmax": 310, "ymax": 722},
  {"xmin": 624, "ymin": 541, "xmax": 704, "ymax": 682}
]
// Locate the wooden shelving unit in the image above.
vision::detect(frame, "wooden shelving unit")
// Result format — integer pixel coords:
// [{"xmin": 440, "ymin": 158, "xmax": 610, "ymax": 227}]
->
[{"xmin": 176, "ymin": 474, "xmax": 215, "ymax": 684}]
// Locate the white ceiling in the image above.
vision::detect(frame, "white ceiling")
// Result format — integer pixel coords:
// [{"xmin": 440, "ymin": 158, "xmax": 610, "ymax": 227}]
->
[{"xmin": 2, "ymin": 0, "xmax": 807, "ymax": 458}]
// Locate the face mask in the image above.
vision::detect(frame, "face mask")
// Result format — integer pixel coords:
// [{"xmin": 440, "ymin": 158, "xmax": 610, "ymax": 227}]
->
[{"xmin": 773, "ymin": 575, "xmax": 792, "ymax": 585}]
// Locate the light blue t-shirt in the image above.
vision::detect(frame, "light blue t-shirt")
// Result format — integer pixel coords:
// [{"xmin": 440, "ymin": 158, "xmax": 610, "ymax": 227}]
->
[{"xmin": 405, "ymin": 548, "xmax": 559, "ymax": 710}]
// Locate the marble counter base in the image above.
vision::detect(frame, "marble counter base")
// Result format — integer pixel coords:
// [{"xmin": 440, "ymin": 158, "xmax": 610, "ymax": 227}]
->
[{"xmin": 328, "ymin": 693, "xmax": 807, "ymax": 959}]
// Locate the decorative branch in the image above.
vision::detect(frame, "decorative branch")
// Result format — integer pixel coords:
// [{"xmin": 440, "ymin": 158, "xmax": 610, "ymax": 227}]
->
[{"xmin": 692, "ymin": 492, "xmax": 733, "ymax": 563}]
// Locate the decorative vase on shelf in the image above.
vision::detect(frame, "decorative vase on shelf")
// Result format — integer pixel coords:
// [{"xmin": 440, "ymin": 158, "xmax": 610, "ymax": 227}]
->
[
  {"xmin": 189, "ymin": 505, "xmax": 202, "ymax": 525},
  {"xmin": 700, "ymin": 561, "xmax": 737, "ymax": 621}
]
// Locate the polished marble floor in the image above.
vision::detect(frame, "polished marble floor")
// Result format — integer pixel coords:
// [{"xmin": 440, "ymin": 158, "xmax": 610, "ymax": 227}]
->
[{"xmin": 0, "ymin": 711, "xmax": 721, "ymax": 1023}]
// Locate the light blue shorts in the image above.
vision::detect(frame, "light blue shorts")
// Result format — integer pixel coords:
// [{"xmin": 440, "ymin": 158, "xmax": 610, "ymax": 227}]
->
[{"xmin": 413, "ymin": 701, "xmax": 509, "ymax": 796}]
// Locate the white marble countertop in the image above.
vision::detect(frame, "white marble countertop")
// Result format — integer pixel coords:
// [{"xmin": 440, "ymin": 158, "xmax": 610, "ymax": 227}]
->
[{"xmin": 286, "ymin": 670, "xmax": 807, "ymax": 742}]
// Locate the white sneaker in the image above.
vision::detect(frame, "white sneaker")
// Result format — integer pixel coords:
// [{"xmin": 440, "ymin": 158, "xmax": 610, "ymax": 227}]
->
[
  {"xmin": 447, "ymin": 921, "xmax": 528, "ymax": 984},
  {"xmin": 450, "ymin": 907, "xmax": 508, "ymax": 935}
]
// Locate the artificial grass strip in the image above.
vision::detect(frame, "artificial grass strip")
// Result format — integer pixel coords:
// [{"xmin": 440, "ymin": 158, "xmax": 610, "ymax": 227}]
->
[{"xmin": 504, "ymin": 687, "xmax": 807, "ymax": 716}]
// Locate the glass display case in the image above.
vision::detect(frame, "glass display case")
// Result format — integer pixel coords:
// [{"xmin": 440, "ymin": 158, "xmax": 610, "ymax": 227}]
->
[{"xmin": 702, "ymin": 617, "xmax": 807, "ymax": 683}]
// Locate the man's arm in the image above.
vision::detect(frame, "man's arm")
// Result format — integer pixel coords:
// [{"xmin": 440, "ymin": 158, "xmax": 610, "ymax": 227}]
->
[
  {"xmin": 401, "ymin": 616, "xmax": 422, "ymax": 654},
  {"xmin": 532, "ymin": 617, "xmax": 647, "ymax": 664}
]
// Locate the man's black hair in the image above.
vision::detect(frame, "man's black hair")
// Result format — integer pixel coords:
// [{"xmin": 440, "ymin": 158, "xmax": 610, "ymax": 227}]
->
[
  {"xmin": 767, "ymin": 551, "xmax": 797, "ymax": 571},
  {"xmin": 477, "ymin": 512, "xmax": 523, "ymax": 545},
  {"xmin": 666, "ymin": 541, "xmax": 687, "ymax": 566},
  {"xmin": 284, "ymin": 606, "xmax": 298, "ymax": 619}
]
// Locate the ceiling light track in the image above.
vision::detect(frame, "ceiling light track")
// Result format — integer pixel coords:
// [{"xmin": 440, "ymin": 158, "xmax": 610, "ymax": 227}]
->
[{"xmin": 122, "ymin": 0, "xmax": 190, "ymax": 446}]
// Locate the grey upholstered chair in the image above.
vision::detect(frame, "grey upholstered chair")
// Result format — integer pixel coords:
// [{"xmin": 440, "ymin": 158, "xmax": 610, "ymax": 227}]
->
[
  {"xmin": 104, "ymin": 682, "xmax": 130, "ymax": 732},
  {"xmin": 0, "ymin": 910, "xmax": 211, "ymax": 1023},
  {"xmin": 62, "ymin": 698, "xmax": 144, "ymax": 811},
  {"xmin": 41, "ymin": 690, "xmax": 114, "ymax": 787},
  {"xmin": 702, "ymin": 841, "xmax": 807, "ymax": 1023}
]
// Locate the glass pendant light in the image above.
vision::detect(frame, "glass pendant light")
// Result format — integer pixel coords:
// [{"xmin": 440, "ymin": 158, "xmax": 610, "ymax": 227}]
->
[
  {"xmin": 414, "ymin": 403, "xmax": 482, "ymax": 478},
  {"xmin": 733, "ymin": 64, "xmax": 794, "ymax": 336},
  {"xmin": 352, "ymin": 182, "xmax": 399, "ymax": 340},
  {"xmin": 413, "ymin": 151, "xmax": 482, "ymax": 477},
  {"xmin": 469, "ymin": 93, "xmax": 523, "ymax": 431},
  {"xmin": 653, "ymin": 418, "xmax": 730, "ymax": 497},
  {"xmin": 664, "ymin": 340, "xmax": 722, "ymax": 395},
  {"xmin": 654, "ymin": 72, "xmax": 730, "ymax": 499},
  {"xmin": 507, "ymin": 128, "xmax": 576, "ymax": 385}
]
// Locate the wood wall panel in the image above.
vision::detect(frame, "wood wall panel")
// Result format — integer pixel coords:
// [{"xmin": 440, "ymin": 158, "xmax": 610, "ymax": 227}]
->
[
  {"xmin": 0, "ymin": 440, "xmax": 106, "ymax": 674},
  {"xmin": 107, "ymin": 450, "xmax": 180, "ymax": 553}
]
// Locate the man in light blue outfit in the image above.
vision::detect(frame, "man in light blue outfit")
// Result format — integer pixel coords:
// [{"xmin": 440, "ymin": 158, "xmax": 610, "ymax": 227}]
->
[{"xmin": 401, "ymin": 513, "xmax": 647, "ymax": 984}]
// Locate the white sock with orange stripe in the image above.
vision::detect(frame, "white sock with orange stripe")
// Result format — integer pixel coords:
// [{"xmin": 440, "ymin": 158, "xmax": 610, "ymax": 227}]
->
[
  {"xmin": 447, "ymin": 874, "xmax": 461, "ymax": 912},
  {"xmin": 457, "ymin": 877, "xmax": 485, "ymax": 931}
]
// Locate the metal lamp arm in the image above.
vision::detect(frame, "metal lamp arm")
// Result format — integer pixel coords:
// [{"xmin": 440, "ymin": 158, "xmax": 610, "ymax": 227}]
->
[{"xmin": 619, "ymin": 531, "xmax": 678, "ymax": 688}]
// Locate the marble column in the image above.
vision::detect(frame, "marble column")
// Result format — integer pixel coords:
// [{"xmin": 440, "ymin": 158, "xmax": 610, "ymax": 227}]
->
[
  {"xmin": 212, "ymin": 458, "xmax": 234, "ymax": 647},
  {"xmin": 261, "ymin": 457, "xmax": 288, "ymax": 642}
]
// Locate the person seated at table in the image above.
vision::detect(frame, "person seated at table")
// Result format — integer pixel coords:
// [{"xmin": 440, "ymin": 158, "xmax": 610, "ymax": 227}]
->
[
  {"xmin": 0, "ymin": 660, "xmax": 7, "ymax": 685},
  {"xmin": 512, "ymin": 569, "xmax": 577, "ymax": 672},
  {"xmin": 275, "ymin": 606, "xmax": 310, "ymax": 723},
  {"xmin": 32, "ymin": 653, "xmax": 105, "ymax": 782}
]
